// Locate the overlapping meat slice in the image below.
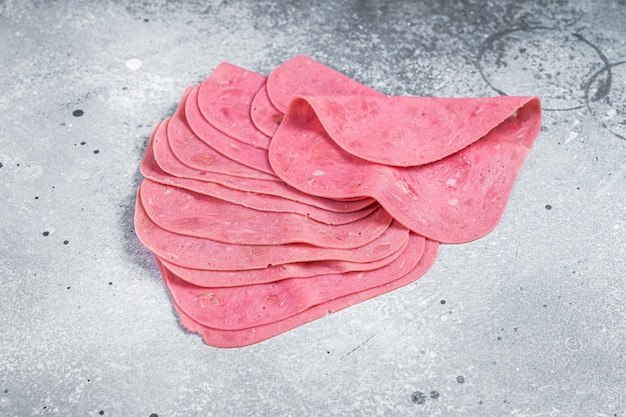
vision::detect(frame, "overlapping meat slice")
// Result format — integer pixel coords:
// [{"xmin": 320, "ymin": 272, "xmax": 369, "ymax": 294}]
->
[
  {"xmin": 196, "ymin": 62, "xmax": 272, "ymax": 150},
  {"xmin": 156, "ymin": 239, "xmax": 439, "ymax": 348},
  {"xmin": 152, "ymin": 110, "xmax": 375, "ymax": 213},
  {"xmin": 250, "ymin": 85, "xmax": 282, "ymax": 137},
  {"xmin": 266, "ymin": 55, "xmax": 382, "ymax": 112},
  {"xmin": 139, "ymin": 179, "xmax": 392, "ymax": 248},
  {"xmin": 269, "ymin": 95, "xmax": 542, "ymax": 243},
  {"xmin": 135, "ymin": 196, "xmax": 410, "ymax": 270},
  {"xmin": 164, "ymin": 233, "xmax": 426, "ymax": 330},
  {"xmin": 158, "ymin": 236, "xmax": 409, "ymax": 287}
]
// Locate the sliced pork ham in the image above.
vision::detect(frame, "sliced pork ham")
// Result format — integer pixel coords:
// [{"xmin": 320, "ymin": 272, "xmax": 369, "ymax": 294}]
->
[
  {"xmin": 139, "ymin": 179, "xmax": 393, "ymax": 248},
  {"xmin": 269, "ymin": 96, "xmax": 541, "ymax": 243},
  {"xmin": 165, "ymin": 233, "xmax": 426, "ymax": 330},
  {"xmin": 133, "ymin": 55, "xmax": 541, "ymax": 347},
  {"xmin": 157, "ymin": 239, "xmax": 439, "ymax": 348}
]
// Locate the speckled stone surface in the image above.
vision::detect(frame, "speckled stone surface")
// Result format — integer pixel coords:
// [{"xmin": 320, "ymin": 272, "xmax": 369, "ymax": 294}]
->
[{"xmin": 1, "ymin": 1, "xmax": 625, "ymax": 416}]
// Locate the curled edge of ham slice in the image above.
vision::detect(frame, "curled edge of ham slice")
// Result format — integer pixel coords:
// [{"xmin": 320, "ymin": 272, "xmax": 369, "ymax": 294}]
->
[
  {"xmin": 268, "ymin": 95, "xmax": 542, "ymax": 244},
  {"xmin": 157, "ymin": 239, "xmax": 439, "ymax": 348},
  {"xmin": 164, "ymin": 233, "xmax": 425, "ymax": 330}
]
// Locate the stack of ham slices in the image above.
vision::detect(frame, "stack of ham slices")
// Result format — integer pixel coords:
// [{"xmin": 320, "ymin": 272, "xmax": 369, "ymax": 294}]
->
[{"xmin": 134, "ymin": 55, "xmax": 542, "ymax": 348}]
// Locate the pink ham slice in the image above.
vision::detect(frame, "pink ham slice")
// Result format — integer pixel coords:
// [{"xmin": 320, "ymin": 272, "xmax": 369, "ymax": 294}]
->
[
  {"xmin": 157, "ymin": 236, "xmax": 409, "ymax": 287},
  {"xmin": 165, "ymin": 233, "xmax": 425, "ymax": 330},
  {"xmin": 266, "ymin": 55, "xmax": 382, "ymax": 112},
  {"xmin": 197, "ymin": 62, "xmax": 272, "ymax": 150},
  {"xmin": 157, "ymin": 238, "xmax": 439, "ymax": 348},
  {"xmin": 297, "ymin": 94, "xmax": 541, "ymax": 167},
  {"xmin": 134, "ymin": 196, "xmax": 410, "ymax": 270},
  {"xmin": 143, "ymin": 147, "xmax": 378, "ymax": 226},
  {"xmin": 139, "ymin": 179, "xmax": 393, "ymax": 248},
  {"xmin": 250, "ymin": 84, "xmax": 282, "ymax": 137},
  {"xmin": 151, "ymin": 119, "xmax": 375, "ymax": 213},
  {"xmin": 269, "ymin": 96, "xmax": 542, "ymax": 243},
  {"xmin": 167, "ymin": 88, "xmax": 275, "ymax": 180},
  {"xmin": 186, "ymin": 86, "xmax": 275, "ymax": 175}
]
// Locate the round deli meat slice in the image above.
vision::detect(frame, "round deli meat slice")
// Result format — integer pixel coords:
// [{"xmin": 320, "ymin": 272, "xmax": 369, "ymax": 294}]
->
[
  {"xmin": 134, "ymin": 195, "xmax": 410, "ymax": 270},
  {"xmin": 157, "ymin": 239, "xmax": 439, "ymax": 348},
  {"xmin": 149, "ymin": 119, "xmax": 376, "ymax": 213},
  {"xmin": 165, "ymin": 233, "xmax": 425, "ymax": 330},
  {"xmin": 269, "ymin": 95, "xmax": 542, "ymax": 243},
  {"xmin": 157, "ymin": 235, "xmax": 409, "ymax": 287},
  {"xmin": 196, "ymin": 62, "xmax": 272, "ymax": 150},
  {"xmin": 139, "ymin": 179, "xmax": 393, "ymax": 249}
]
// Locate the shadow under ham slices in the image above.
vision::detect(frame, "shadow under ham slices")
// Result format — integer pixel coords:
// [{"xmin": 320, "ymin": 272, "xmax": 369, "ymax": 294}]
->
[
  {"xmin": 139, "ymin": 179, "xmax": 393, "ymax": 249},
  {"xmin": 269, "ymin": 95, "xmax": 542, "ymax": 244},
  {"xmin": 158, "ymin": 239, "xmax": 439, "ymax": 348},
  {"xmin": 150, "ymin": 118, "xmax": 375, "ymax": 214},
  {"xmin": 157, "ymin": 236, "xmax": 410, "ymax": 287},
  {"xmin": 134, "ymin": 196, "xmax": 410, "ymax": 270},
  {"xmin": 164, "ymin": 233, "xmax": 425, "ymax": 330},
  {"xmin": 197, "ymin": 62, "xmax": 272, "ymax": 150}
]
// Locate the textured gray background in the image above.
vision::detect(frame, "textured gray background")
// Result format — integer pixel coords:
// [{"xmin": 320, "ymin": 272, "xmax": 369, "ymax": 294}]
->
[{"xmin": 1, "ymin": 0, "xmax": 625, "ymax": 416}]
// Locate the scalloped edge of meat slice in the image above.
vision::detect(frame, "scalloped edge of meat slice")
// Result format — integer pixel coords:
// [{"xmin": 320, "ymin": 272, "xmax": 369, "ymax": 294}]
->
[
  {"xmin": 164, "ymin": 233, "xmax": 425, "ymax": 330},
  {"xmin": 157, "ymin": 239, "xmax": 438, "ymax": 348},
  {"xmin": 157, "ymin": 235, "xmax": 409, "ymax": 287},
  {"xmin": 196, "ymin": 62, "xmax": 271, "ymax": 150},
  {"xmin": 269, "ymin": 95, "xmax": 542, "ymax": 243},
  {"xmin": 134, "ymin": 195, "xmax": 410, "ymax": 270},
  {"xmin": 149, "ymin": 117, "xmax": 375, "ymax": 213},
  {"xmin": 139, "ymin": 179, "xmax": 393, "ymax": 249}
]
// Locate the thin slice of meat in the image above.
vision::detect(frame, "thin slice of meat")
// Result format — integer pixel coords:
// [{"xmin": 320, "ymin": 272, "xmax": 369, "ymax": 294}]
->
[
  {"xmin": 143, "ymin": 145, "xmax": 379, "ymax": 225},
  {"xmin": 158, "ymin": 236, "xmax": 409, "ymax": 287},
  {"xmin": 186, "ymin": 86, "xmax": 275, "ymax": 175},
  {"xmin": 299, "ymin": 94, "xmax": 541, "ymax": 167},
  {"xmin": 165, "ymin": 233, "xmax": 425, "ymax": 330},
  {"xmin": 266, "ymin": 55, "xmax": 382, "ymax": 112},
  {"xmin": 150, "ymin": 119, "xmax": 376, "ymax": 213},
  {"xmin": 197, "ymin": 62, "xmax": 272, "ymax": 150},
  {"xmin": 139, "ymin": 180, "xmax": 393, "ymax": 248},
  {"xmin": 269, "ymin": 96, "xmax": 542, "ymax": 243},
  {"xmin": 250, "ymin": 84, "xmax": 283, "ymax": 137},
  {"xmin": 168, "ymin": 87, "xmax": 276, "ymax": 180},
  {"xmin": 157, "ymin": 239, "xmax": 439, "ymax": 348},
  {"xmin": 134, "ymin": 196, "xmax": 410, "ymax": 270}
]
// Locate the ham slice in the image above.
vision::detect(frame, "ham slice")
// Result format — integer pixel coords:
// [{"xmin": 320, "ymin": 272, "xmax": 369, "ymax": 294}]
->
[
  {"xmin": 165, "ymin": 233, "xmax": 425, "ymax": 330},
  {"xmin": 135, "ymin": 196, "xmax": 410, "ymax": 270},
  {"xmin": 157, "ymin": 239, "xmax": 439, "ymax": 348},
  {"xmin": 197, "ymin": 62, "xmax": 272, "ymax": 150},
  {"xmin": 139, "ymin": 179, "xmax": 393, "ymax": 248},
  {"xmin": 269, "ymin": 95, "xmax": 541, "ymax": 243},
  {"xmin": 151, "ymin": 118, "xmax": 375, "ymax": 213},
  {"xmin": 266, "ymin": 55, "xmax": 382, "ymax": 112},
  {"xmin": 250, "ymin": 84, "xmax": 282, "ymax": 137},
  {"xmin": 158, "ymin": 236, "xmax": 409, "ymax": 287}
]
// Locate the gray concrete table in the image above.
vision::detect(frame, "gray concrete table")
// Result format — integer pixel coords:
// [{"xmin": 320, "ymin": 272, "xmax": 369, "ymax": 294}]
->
[{"xmin": 1, "ymin": 1, "xmax": 625, "ymax": 416}]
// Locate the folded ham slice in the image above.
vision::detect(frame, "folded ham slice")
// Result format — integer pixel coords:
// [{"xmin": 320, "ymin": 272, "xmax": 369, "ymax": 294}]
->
[
  {"xmin": 269, "ymin": 95, "xmax": 541, "ymax": 243},
  {"xmin": 157, "ymin": 239, "xmax": 439, "ymax": 348}
]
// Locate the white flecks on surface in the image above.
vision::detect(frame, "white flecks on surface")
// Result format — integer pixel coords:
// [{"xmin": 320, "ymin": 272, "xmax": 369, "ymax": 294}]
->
[{"xmin": 125, "ymin": 58, "xmax": 143, "ymax": 70}]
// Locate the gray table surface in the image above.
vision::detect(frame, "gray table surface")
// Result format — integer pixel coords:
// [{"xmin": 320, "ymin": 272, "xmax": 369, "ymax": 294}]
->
[{"xmin": 1, "ymin": 1, "xmax": 625, "ymax": 416}]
